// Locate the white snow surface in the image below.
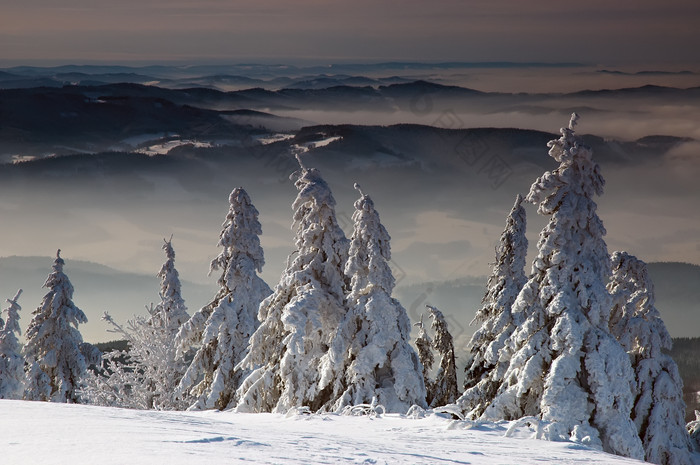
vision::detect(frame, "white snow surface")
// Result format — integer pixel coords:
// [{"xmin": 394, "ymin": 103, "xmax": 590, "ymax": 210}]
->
[
  {"xmin": 0, "ymin": 399, "xmax": 648, "ymax": 465},
  {"xmin": 300, "ymin": 135, "xmax": 342, "ymax": 150},
  {"xmin": 136, "ymin": 139, "xmax": 213, "ymax": 155},
  {"xmin": 253, "ymin": 133, "xmax": 296, "ymax": 145}
]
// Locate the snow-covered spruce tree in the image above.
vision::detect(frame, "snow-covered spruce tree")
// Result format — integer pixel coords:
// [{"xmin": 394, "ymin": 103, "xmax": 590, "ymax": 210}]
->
[
  {"xmin": 175, "ymin": 188, "xmax": 272, "ymax": 410},
  {"xmin": 479, "ymin": 114, "xmax": 644, "ymax": 459},
  {"xmin": 459, "ymin": 194, "xmax": 528, "ymax": 417},
  {"xmin": 144, "ymin": 237, "xmax": 191, "ymax": 409},
  {"xmin": 236, "ymin": 156, "xmax": 349, "ymax": 413},
  {"xmin": 81, "ymin": 240, "xmax": 191, "ymax": 410},
  {"xmin": 423, "ymin": 305, "xmax": 458, "ymax": 408},
  {"xmin": 153, "ymin": 238, "xmax": 190, "ymax": 334},
  {"xmin": 24, "ymin": 251, "xmax": 100, "ymax": 403},
  {"xmin": 608, "ymin": 251, "xmax": 692, "ymax": 465},
  {"xmin": 414, "ymin": 316, "xmax": 434, "ymax": 396},
  {"xmin": 0, "ymin": 290, "xmax": 25, "ymax": 399},
  {"xmin": 318, "ymin": 185, "xmax": 426, "ymax": 413}
]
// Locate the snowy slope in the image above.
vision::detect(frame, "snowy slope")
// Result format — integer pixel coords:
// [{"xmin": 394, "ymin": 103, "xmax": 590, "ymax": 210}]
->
[{"xmin": 0, "ymin": 400, "xmax": 648, "ymax": 464}]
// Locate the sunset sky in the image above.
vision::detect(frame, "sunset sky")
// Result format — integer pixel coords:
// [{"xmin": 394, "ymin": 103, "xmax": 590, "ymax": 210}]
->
[{"xmin": 2, "ymin": 0, "xmax": 700, "ymax": 65}]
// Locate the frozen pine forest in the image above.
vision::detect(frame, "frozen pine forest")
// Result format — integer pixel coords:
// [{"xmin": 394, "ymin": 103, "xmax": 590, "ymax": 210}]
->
[
  {"xmin": 0, "ymin": 110, "xmax": 698, "ymax": 465},
  {"xmin": 464, "ymin": 114, "xmax": 645, "ymax": 459}
]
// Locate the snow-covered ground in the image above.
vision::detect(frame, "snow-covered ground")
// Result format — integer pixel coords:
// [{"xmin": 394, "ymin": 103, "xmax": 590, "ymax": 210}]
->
[
  {"xmin": 303, "ymin": 135, "xmax": 342, "ymax": 149},
  {"xmin": 136, "ymin": 139, "xmax": 213, "ymax": 156},
  {"xmin": 253, "ymin": 133, "xmax": 296, "ymax": 145},
  {"xmin": 1, "ymin": 400, "xmax": 646, "ymax": 464}
]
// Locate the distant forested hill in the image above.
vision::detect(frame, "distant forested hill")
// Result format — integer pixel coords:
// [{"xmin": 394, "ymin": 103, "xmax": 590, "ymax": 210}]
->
[{"xmin": 668, "ymin": 337, "xmax": 700, "ymax": 420}]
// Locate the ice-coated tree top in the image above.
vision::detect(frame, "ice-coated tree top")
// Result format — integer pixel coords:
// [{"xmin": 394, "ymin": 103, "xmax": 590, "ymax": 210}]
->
[
  {"xmin": 41, "ymin": 249, "xmax": 86, "ymax": 327},
  {"xmin": 426, "ymin": 305, "xmax": 452, "ymax": 355},
  {"xmin": 530, "ymin": 112, "xmax": 604, "ymax": 213},
  {"xmin": 1, "ymin": 289, "xmax": 22, "ymax": 338},
  {"xmin": 497, "ymin": 194, "xmax": 528, "ymax": 291},
  {"xmin": 288, "ymin": 158, "xmax": 349, "ymax": 305},
  {"xmin": 0, "ymin": 288, "xmax": 23, "ymax": 400},
  {"xmin": 210, "ymin": 187, "xmax": 265, "ymax": 277},
  {"xmin": 53, "ymin": 249, "xmax": 64, "ymax": 271},
  {"xmin": 345, "ymin": 183, "xmax": 394, "ymax": 298},
  {"xmin": 472, "ymin": 193, "xmax": 528, "ymax": 327},
  {"xmin": 609, "ymin": 251, "xmax": 672, "ymax": 357},
  {"xmin": 45, "ymin": 250, "xmax": 71, "ymax": 297},
  {"xmin": 156, "ymin": 238, "xmax": 189, "ymax": 331},
  {"xmin": 524, "ymin": 112, "xmax": 610, "ymax": 326},
  {"xmin": 292, "ymin": 169, "xmax": 339, "ymax": 234}
]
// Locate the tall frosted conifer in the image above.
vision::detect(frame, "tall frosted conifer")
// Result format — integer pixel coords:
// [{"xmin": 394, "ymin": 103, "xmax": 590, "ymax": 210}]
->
[
  {"xmin": 414, "ymin": 316, "xmax": 434, "ymax": 397},
  {"xmin": 479, "ymin": 115, "xmax": 644, "ymax": 459},
  {"xmin": 318, "ymin": 185, "xmax": 426, "ymax": 413},
  {"xmin": 153, "ymin": 238, "xmax": 189, "ymax": 333},
  {"xmin": 608, "ymin": 251, "xmax": 692, "ymax": 465},
  {"xmin": 424, "ymin": 305, "xmax": 458, "ymax": 408},
  {"xmin": 236, "ymin": 154, "xmax": 349, "ymax": 413},
  {"xmin": 459, "ymin": 195, "xmax": 528, "ymax": 417},
  {"xmin": 24, "ymin": 251, "xmax": 99, "ymax": 403},
  {"xmin": 176, "ymin": 188, "xmax": 271, "ymax": 410},
  {"xmin": 0, "ymin": 290, "xmax": 25, "ymax": 399}
]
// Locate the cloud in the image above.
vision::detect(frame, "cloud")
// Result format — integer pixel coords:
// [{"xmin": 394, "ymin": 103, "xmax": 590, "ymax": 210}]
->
[{"xmin": 665, "ymin": 141, "xmax": 700, "ymax": 171}]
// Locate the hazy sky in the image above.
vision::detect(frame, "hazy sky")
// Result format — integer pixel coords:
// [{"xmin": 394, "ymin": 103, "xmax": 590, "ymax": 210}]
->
[{"xmin": 2, "ymin": 0, "xmax": 700, "ymax": 64}]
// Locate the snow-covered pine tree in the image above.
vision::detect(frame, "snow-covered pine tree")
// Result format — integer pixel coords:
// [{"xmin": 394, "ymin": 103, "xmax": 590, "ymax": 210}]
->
[
  {"xmin": 459, "ymin": 194, "xmax": 528, "ymax": 417},
  {"xmin": 424, "ymin": 305, "xmax": 458, "ymax": 408},
  {"xmin": 81, "ymin": 240, "xmax": 191, "ymax": 410},
  {"xmin": 144, "ymin": 237, "xmax": 191, "ymax": 409},
  {"xmin": 608, "ymin": 251, "xmax": 693, "ymax": 465},
  {"xmin": 318, "ymin": 185, "xmax": 426, "ymax": 413},
  {"xmin": 0, "ymin": 290, "xmax": 25, "ymax": 399},
  {"xmin": 24, "ymin": 251, "xmax": 100, "ymax": 403},
  {"xmin": 414, "ymin": 316, "xmax": 434, "ymax": 396},
  {"xmin": 236, "ymin": 155, "xmax": 349, "ymax": 413},
  {"xmin": 153, "ymin": 238, "xmax": 190, "ymax": 334},
  {"xmin": 176, "ymin": 188, "xmax": 272, "ymax": 410},
  {"xmin": 479, "ymin": 115, "xmax": 644, "ymax": 459}
]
